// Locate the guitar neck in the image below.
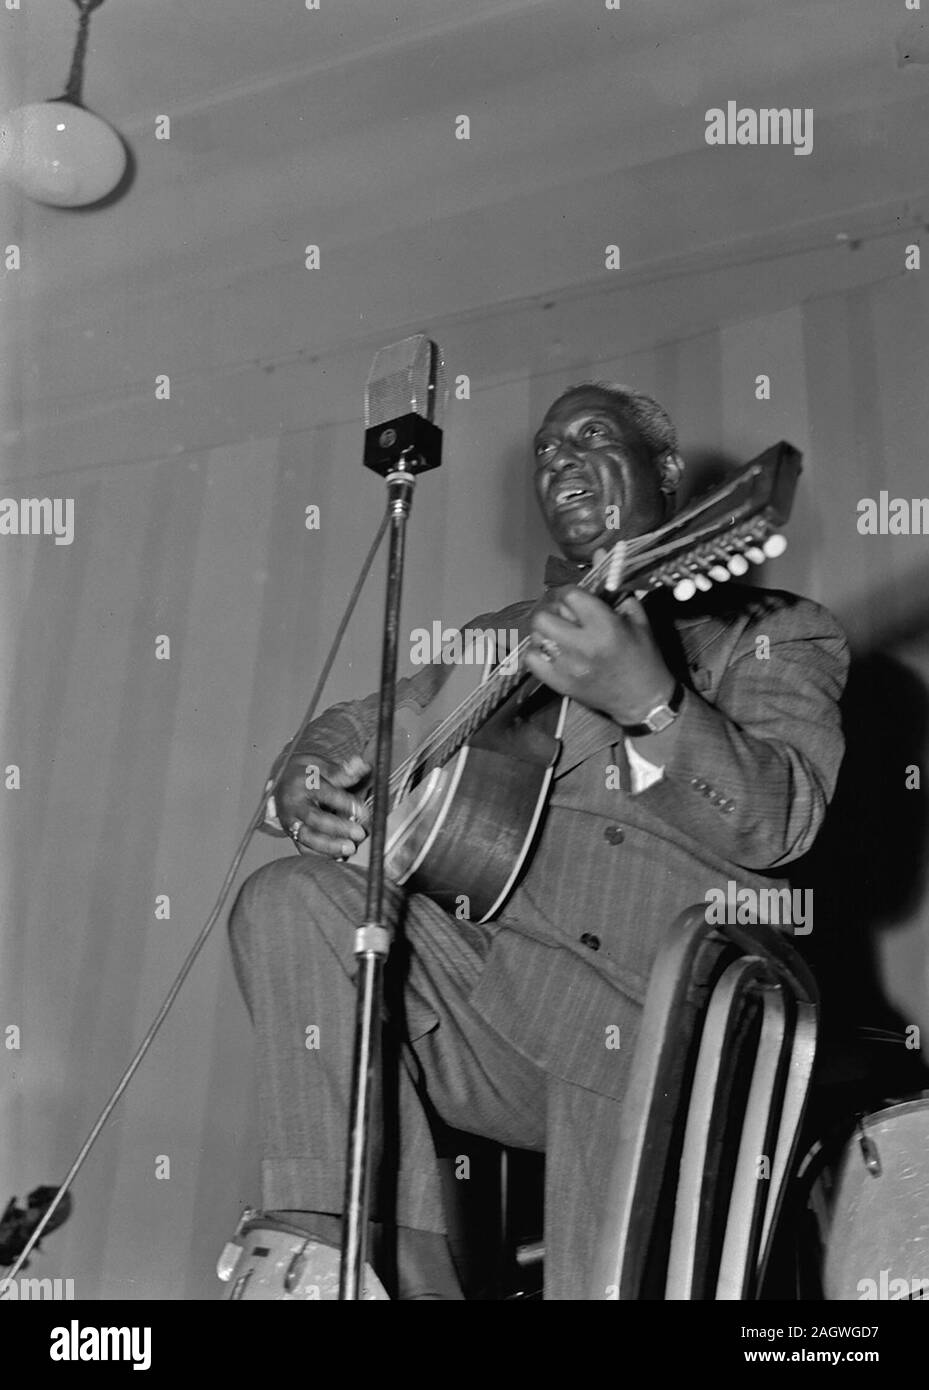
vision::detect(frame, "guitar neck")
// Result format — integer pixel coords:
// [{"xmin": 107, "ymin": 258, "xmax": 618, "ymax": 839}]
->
[
  {"xmin": 402, "ymin": 647, "xmax": 533, "ymax": 793},
  {"xmin": 608, "ymin": 445, "xmax": 800, "ymax": 599},
  {"xmin": 389, "ymin": 442, "xmax": 800, "ymax": 800}
]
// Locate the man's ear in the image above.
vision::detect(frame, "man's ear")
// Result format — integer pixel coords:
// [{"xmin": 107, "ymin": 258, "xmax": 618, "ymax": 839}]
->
[{"xmin": 658, "ymin": 450, "xmax": 685, "ymax": 495}]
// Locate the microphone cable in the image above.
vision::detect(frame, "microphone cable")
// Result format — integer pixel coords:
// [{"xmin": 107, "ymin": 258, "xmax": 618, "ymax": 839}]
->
[{"xmin": 0, "ymin": 506, "xmax": 391, "ymax": 1291}]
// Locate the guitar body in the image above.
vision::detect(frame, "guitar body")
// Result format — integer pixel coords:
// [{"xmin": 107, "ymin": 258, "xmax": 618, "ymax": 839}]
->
[
  {"xmin": 355, "ymin": 654, "xmax": 567, "ymax": 922},
  {"xmin": 395, "ymin": 682, "xmax": 567, "ymax": 921}
]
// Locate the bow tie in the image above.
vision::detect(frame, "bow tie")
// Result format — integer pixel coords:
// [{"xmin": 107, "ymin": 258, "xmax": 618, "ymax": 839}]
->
[{"xmin": 543, "ymin": 553, "xmax": 592, "ymax": 588}]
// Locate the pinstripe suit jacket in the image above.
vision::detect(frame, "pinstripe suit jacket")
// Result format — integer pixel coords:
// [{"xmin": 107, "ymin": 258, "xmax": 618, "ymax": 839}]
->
[{"xmin": 274, "ymin": 565, "xmax": 849, "ymax": 1100}]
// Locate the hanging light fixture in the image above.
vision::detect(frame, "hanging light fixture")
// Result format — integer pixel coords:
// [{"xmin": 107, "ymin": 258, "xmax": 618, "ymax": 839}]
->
[{"xmin": 0, "ymin": 0, "xmax": 130, "ymax": 209}]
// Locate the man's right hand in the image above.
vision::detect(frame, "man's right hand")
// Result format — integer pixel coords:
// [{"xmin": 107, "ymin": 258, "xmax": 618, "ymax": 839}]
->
[{"xmin": 275, "ymin": 753, "xmax": 371, "ymax": 859}]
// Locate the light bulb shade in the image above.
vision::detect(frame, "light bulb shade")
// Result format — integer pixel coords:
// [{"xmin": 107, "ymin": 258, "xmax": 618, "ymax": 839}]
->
[{"xmin": 0, "ymin": 100, "xmax": 126, "ymax": 207}]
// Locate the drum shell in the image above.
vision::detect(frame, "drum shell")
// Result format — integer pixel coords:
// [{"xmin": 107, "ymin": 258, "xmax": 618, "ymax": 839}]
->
[
  {"xmin": 217, "ymin": 1217, "xmax": 389, "ymax": 1301},
  {"xmin": 817, "ymin": 1096, "xmax": 929, "ymax": 1300}
]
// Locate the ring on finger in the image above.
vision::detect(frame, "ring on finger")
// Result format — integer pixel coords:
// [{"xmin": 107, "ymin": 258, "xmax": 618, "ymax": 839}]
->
[
  {"xmin": 288, "ymin": 818, "xmax": 303, "ymax": 845},
  {"xmin": 538, "ymin": 637, "xmax": 560, "ymax": 662}
]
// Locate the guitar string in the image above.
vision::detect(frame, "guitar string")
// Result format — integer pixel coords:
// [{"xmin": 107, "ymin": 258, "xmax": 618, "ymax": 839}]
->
[
  {"xmin": 382, "ymin": 465, "xmax": 772, "ymax": 795},
  {"xmin": 380, "ymin": 517, "xmax": 711, "ymax": 792},
  {"xmin": 383, "ymin": 484, "xmax": 775, "ymax": 805},
  {"xmin": 384, "ymin": 530, "xmax": 696, "ymax": 801},
  {"xmin": 386, "ymin": 515, "xmax": 772, "ymax": 801},
  {"xmin": 380, "ymin": 540, "xmax": 622, "ymax": 803}
]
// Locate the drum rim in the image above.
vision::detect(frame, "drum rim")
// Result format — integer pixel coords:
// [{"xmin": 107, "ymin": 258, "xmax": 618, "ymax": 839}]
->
[
  {"xmin": 236, "ymin": 1215, "xmax": 330, "ymax": 1244},
  {"xmin": 856, "ymin": 1090, "xmax": 929, "ymax": 1129},
  {"xmin": 224, "ymin": 1218, "xmax": 389, "ymax": 1299}
]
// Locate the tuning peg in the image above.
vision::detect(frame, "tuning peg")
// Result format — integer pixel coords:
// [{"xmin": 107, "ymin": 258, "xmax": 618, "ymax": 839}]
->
[
  {"xmin": 708, "ymin": 564, "xmax": 731, "ymax": 582},
  {"xmin": 727, "ymin": 554, "xmax": 749, "ymax": 576},
  {"xmin": 694, "ymin": 573, "xmax": 712, "ymax": 591},
  {"xmin": 762, "ymin": 534, "xmax": 787, "ymax": 559},
  {"xmin": 745, "ymin": 546, "xmax": 766, "ymax": 565},
  {"xmin": 673, "ymin": 577, "xmax": 697, "ymax": 601}
]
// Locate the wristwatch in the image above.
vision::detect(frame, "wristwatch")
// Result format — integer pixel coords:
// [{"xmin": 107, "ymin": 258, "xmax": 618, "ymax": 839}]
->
[{"xmin": 622, "ymin": 680, "xmax": 685, "ymax": 737}]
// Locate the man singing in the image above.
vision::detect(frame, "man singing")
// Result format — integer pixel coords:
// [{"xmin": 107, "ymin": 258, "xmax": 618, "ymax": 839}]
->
[{"xmin": 228, "ymin": 383, "xmax": 848, "ymax": 1299}]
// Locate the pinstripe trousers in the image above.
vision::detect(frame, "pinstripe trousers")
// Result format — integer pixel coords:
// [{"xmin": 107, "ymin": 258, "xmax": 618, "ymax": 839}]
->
[{"xmin": 228, "ymin": 853, "xmax": 638, "ymax": 1300}]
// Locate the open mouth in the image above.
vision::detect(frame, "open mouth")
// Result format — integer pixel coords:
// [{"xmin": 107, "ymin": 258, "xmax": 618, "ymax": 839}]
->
[{"xmin": 552, "ymin": 482, "xmax": 596, "ymax": 511}]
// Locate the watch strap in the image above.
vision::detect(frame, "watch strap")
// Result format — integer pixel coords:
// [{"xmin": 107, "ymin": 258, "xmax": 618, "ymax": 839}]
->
[{"xmin": 622, "ymin": 680, "xmax": 685, "ymax": 737}]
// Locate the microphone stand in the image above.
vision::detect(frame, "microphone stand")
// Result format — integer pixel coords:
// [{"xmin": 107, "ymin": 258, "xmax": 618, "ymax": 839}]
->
[{"xmin": 339, "ymin": 461, "xmax": 416, "ymax": 1300}]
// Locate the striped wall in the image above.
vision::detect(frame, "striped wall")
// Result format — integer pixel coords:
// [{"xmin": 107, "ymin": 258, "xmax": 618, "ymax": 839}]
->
[{"xmin": 2, "ymin": 241, "xmax": 928, "ymax": 1299}]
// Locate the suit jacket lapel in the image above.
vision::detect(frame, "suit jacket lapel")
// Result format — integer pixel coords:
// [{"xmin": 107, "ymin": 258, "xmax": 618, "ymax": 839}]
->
[
  {"xmin": 555, "ymin": 701, "xmax": 629, "ymax": 782},
  {"xmin": 552, "ymin": 606, "xmax": 728, "ymax": 781}
]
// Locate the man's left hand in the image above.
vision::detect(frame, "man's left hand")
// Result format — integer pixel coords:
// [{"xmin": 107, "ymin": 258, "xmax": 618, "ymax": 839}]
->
[{"xmin": 524, "ymin": 585, "xmax": 674, "ymax": 726}]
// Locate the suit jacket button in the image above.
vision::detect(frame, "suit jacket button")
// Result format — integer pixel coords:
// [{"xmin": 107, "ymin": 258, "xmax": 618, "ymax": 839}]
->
[
  {"xmin": 580, "ymin": 933, "xmax": 601, "ymax": 951},
  {"xmin": 604, "ymin": 825, "xmax": 625, "ymax": 844}
]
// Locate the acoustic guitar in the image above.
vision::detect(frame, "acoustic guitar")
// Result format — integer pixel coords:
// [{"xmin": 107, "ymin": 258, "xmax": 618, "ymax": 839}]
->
[{"xmin": 352, "ymin": 442, "xmax": 801, "ymax": 922}]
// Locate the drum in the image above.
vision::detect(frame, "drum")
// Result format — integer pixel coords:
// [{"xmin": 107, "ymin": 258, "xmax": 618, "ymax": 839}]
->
[
  {"xmin": 217, "ymin": 1212, "xmax": 389, "ymax": 1301},
  {"xmin": 812, "ymin": 1095, "xmax": 929, "ymax": 1300}
]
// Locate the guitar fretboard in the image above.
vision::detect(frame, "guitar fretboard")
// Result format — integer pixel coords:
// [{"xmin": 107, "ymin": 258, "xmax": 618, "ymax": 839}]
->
[{"xmin": 380, "ymin": 445, "xmax": 798, "ymax": 807}]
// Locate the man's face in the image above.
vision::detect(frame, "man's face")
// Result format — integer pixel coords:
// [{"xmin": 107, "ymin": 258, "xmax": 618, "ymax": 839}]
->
[{"xmin": 532, "ymin": 388, "xmax": 667, "ymax": 562}]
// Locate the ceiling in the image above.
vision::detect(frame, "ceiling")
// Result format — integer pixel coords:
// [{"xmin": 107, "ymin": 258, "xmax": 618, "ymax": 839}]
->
[{"xmin": 1, "ymin": 0, "xmax": 927, "ymax": 437}]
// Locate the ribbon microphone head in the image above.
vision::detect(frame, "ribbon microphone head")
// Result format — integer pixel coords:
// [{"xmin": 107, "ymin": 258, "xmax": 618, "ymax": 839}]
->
[{"xmin": 363, "ymin": 335, "xmax": 446, "ymax": 477}]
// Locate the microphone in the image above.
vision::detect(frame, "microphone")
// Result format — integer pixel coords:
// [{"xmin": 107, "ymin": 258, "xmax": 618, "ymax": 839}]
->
[{"xmin": 363, "ymin": 335, "xmax": 446, "ymax": 477}]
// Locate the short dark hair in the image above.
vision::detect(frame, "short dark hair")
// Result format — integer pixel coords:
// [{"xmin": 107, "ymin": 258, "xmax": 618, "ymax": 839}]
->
[{"xmin": 556, "ymin": 381, "xmax": 681, "ymax": 467}]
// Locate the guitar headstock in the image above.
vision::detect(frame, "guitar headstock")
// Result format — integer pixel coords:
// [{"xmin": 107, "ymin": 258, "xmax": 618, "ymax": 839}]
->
[{"xmin": 591, "ymin": 442, "xmax": 801, "ymax": 603}]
